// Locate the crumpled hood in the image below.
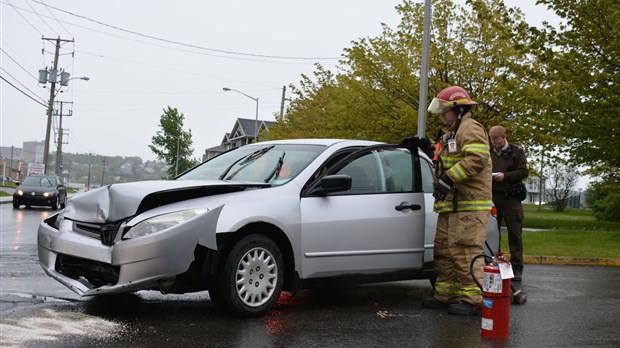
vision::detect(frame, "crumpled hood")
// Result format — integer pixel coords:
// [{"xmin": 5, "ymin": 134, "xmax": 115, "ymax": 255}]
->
[{"xmin": 63, "ymin": 180, "xmax": 269, "ymax": 223}]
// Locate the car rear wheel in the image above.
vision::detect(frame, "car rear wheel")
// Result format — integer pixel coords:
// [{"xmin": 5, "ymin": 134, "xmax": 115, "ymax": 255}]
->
[{"xmin": 210, "ymin": 234, "xmax": 283, "ymax": 318}]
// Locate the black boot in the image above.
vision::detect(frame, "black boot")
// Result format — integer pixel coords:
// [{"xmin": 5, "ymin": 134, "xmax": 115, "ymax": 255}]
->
[
  {"xmin": 422, "ymin": 298, "xmax": 449, "ymax": 309},
  {"xmin": 447, "ymin": 302, "xmax": 482, "ymax": 316}
]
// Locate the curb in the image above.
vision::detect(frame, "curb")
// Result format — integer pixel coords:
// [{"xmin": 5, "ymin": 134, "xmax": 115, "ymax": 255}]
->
[{"xmin": 524, "ymin": 255, "xmax": 620, "ymax": 267}]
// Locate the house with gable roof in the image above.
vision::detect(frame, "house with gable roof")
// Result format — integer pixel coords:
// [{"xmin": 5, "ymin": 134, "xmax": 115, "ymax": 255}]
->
[{"xmin": 202, "ymin": 118, "xmax": 276, "ymax": 161}]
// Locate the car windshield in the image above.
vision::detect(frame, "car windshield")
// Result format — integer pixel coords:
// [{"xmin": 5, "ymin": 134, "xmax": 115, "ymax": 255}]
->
[
  {"xmin": 22, "ymin": 176, "xmax": 56, "ymax": 187},
  {"xmin": 178, "ymin": 144, "xmax": 326, "ymax": 186}
]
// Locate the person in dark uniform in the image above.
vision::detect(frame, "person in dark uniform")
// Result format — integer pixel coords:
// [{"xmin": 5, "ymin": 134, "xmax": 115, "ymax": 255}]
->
[{"xmin": 489, "ymin": 125, "xmax": 529, "ymax": 281}]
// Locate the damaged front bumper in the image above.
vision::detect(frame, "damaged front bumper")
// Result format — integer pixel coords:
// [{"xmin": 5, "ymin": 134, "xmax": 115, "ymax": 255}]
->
[{"xmin": 37, "ymin": 206, "xmax": 223, "ymax": 296}]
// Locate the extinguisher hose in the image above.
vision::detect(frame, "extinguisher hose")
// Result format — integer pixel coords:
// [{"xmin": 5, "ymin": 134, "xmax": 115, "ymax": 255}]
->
[{"xmin": 470, "ymin": 253, "xmax": 493, "ymax": 290}]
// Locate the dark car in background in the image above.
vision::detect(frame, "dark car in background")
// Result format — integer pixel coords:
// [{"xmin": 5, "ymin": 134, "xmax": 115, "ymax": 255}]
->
[{"xmin": 13, "ymin": 175, "xmax": 67, "ymax": 210}]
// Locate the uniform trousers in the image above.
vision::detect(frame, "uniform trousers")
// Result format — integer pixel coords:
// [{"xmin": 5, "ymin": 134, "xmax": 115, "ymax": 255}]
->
[{"xmin": 492, "ymin": 194, "xmax": 524, "ymax": 272}]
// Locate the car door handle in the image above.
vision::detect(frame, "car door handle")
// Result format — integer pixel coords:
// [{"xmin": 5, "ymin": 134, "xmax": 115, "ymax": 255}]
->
[{"xmin": 395, "ymin": 202, "xmax": 422, "ymax": 211}]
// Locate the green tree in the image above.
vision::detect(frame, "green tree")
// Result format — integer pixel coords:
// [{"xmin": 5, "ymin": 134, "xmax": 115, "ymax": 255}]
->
[
  {"xmin": 529, "ymin": 0, "xmax": 620, "ymax": 220},
  {"xmin": 587, "ymin": 179, "xmax": 620, "ymax": 221},
  {"xmin": 531, "ymin": 0, "xmax": 620, "ymax": 177},
  {"xmin": 265, "ymin": 0, "xmax": 544, "ymax": 148},
  {"xmin": 149, "ymin": 106, "xmax": 197, "ymax": 179}
]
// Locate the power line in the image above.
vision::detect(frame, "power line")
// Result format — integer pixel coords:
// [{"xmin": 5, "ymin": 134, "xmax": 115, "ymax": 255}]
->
[
  {"xmin": 4, "ymin": 0, "xmax": 43, "ymax": 35},
  {"xmin": 0, "ymin": 75, "xmax": 47, "ymax": 107},
  {"xmin": 0, "ymin": 67, "xmax": 46, "ymax": 103},
  {"xmin": 29, "ymin": 0, "xmax": 342, "ymax": 61},
  {"xmin": 22, "ymin": 0, "xmax": 59, "ymax": 36},
  {"xmin": 38, "ymin": 0, "xmax": 73, "ymax": 37},
  {"xmin": 6, "ymin": 1, "xmax": 340, "ymax": 67},
  {"xmin": 1, "ymin": 47, "xmax": 39, "ymax": 81}
]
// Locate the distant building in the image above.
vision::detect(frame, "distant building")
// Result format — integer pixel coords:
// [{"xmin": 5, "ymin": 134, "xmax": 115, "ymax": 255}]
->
[
  {"xmin": 0, "ymin": 146, "xmax": 24, "ymax": 181},
  {"xmin": 525, "ymin": 176, "xmax": 542, "ymax": 204},
  {"xmin": 202, "ymin": 118, "xmax": 276, "ymax": 161},
  {"xmin": 22, "ymin": 141, "xmax": 44, "ymax": 164},
  {"xmin": 0, "ymin": 146, "xmax": 23, "ymax": 160}
]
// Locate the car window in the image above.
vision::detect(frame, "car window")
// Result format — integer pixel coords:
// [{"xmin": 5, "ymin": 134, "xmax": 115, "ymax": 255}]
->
[
  {"xmin": 420, "ymin": 158, "xmax": 435, "ymax": 193},
  {"xmin": 178, "ymin": 144, "xmax": 325, "ymax": 186},
  {"xmin": 22, "ymin": 176, "xmax": 55, "ymax": 187},
  {"xmin": 337, "ymin": 152, "xmax": 380, "ymax": 194},
  {"xmin": 377, "ymin": 148, "xmax": 414, "ymax": 192},
  {"xmin": 330, "ymin": 147, "xmax": 415, "ymax": 194},
  {"xmin": 22, "ymin": 177, "xmax": 39, "ymax": 186},
  {"xmin": 42, "ymin": 177, "xmax": 56, "ymax": 187}
]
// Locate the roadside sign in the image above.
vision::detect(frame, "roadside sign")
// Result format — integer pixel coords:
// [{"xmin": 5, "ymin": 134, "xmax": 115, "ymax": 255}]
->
[{"xmin": 27, "ymin": 163, "xmax": 45, "ymax": 176}]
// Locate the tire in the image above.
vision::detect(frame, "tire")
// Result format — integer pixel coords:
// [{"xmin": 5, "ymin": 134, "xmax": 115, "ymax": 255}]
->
[
  {"xmin": 12, "ymin": 202, "xmax": 19, "ymax": 209},
  {"xmin": 60, "ymin": 196, "xmax": 67, "ymax": 209},
  {"xmin": 210, "ymin": 234, "xmax": 284, "ymax": 318},
  {"xmin": 51, "ymin": 202, "xmax": 59, "ymax": 210}
]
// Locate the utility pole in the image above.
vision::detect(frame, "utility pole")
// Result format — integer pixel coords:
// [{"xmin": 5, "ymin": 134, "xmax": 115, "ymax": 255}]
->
[
  {"xmin": 101, "ymin": 157, "xmax": 106, "ymax": 186},
  {"xmin": 87, "ymin": 153, "xmax": 91, "ymax": 191},
  {"xmin": 55, "ymin": 101, "xmax": 73, "ymax": 176},
  {"xmin": 280, "ymin": 85, "xmax": 286, "ymax": 119},
  {"xmin": 10, "ymin": 146, "xmax": 14, "ymax": 181},
  {"xmin": 42, "ymin": 37, "xmax": 74, "ymax": 175}
]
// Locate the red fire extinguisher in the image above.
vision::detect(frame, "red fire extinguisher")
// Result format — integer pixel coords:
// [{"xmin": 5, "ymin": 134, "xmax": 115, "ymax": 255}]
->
[{"xmin": 481, "ymin": 258, "xmax": 512, "ymax": 339}]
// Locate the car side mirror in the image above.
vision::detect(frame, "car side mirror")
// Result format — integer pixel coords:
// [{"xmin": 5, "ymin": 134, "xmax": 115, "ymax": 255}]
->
[{"xmin": 309, "ymin": 174, "xmax": 352, "ymax": 196}]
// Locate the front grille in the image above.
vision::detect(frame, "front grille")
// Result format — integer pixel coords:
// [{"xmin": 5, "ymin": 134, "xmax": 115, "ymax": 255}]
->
[
  {"xmin": 72, "ymin": 221, "xmax": 121, "ymax": 245},
  {"xmin": 74, "ymin": 221, "xmax": 102, "ymax": 240},
  {"xmin": 56, "ymin": 254, "xmax": 120, "ymax": 288}
]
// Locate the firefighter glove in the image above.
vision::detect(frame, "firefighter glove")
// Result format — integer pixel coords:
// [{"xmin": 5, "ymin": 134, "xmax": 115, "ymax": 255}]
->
[
  {"xmin": 400, "ymin": 136, "xmax": 431, "ymax": 151},
  {"xmin": 433, "ymin": 174, "xmax": 454, "ymax": 201}
]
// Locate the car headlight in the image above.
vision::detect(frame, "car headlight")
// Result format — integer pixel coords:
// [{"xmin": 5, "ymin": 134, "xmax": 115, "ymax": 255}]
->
[
  {"xmin": 124, "ymin": 208, "xmax": 208, "ymax": 239},
  {"xmin": 16, "ymin": 190, "xmax": 23, "ymax": 196},
  {"xmin": 43, "ymin": 192, "xmax": 50, "ymax": 197}
]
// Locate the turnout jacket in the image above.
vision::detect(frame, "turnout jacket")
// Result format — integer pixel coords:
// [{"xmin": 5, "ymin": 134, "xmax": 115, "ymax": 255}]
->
[{"xmin": 434, "ymin": 113, "xmax": 493, "ymax": 213}]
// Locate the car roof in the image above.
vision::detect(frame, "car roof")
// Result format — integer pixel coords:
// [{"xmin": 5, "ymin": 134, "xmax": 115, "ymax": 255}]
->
[{"xmin": 250, "ymin": 138, "xmax": 384, "ymax": 147}]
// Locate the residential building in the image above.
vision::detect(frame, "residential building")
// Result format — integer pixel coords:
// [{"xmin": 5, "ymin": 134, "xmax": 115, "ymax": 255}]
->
[{"xmin": 202, "ymin": 118, "xmax": 276, "ymax": 161}]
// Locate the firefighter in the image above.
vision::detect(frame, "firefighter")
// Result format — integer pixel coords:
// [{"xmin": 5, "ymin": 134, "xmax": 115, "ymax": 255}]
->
[
  {"xmin": 423, "ymin": 85, "xmax": 493, "ymax": 316},
  {"xmin": 489, "ymin": 125, "xmax": 529, "ymax": 282}
]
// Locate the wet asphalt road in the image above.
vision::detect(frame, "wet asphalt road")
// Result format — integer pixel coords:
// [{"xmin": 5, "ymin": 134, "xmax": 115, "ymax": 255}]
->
[{"xmin": 1, "ymin": 205, "xmax": 619, "ymax": 347}]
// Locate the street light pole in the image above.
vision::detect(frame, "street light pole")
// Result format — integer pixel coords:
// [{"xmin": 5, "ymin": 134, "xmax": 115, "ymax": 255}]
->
[
  {"xmin": 175, "ymin": 135, "xmax": 180, "ymax": 176},
  {"xmin": 417, "ymin": 0, "xmax": 431, "ymax": 138},
  {"xmin": 223, "ymin": 87, "xmax": 260, "ymax": 142}
]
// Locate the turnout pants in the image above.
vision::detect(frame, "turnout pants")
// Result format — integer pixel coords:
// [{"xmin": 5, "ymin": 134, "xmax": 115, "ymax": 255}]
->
[{"xmin": 433, "ymin": 210, "xmax": 489, "ymax": 306}]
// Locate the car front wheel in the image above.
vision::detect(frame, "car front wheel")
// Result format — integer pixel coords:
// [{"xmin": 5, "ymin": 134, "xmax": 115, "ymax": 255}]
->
[{"xmin": 210, "ymin": 234, "xmax": 284, "ymax": 318}]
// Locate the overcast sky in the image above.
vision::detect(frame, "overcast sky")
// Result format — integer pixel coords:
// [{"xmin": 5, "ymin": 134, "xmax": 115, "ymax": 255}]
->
[{"xmin": 2, "ymin": 0, "xmax": 559, "ymax": 163}]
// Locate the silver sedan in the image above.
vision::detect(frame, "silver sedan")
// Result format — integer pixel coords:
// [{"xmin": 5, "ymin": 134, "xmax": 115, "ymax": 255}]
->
[{"xmin": 38, "ymin": 139, "xmax": 498, "ymax": 317}]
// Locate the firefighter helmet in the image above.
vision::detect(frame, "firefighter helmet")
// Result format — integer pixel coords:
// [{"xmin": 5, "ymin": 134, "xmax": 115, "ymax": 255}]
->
[{"xmin": 427, "ymin": 86, "xmax": 478, "ymax": 114}]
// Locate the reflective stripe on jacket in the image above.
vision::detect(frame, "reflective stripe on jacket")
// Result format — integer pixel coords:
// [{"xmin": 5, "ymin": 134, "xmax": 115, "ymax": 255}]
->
[{"xmin": 434, "ymin": 113, "xmax": 493, "ymax": 213}]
